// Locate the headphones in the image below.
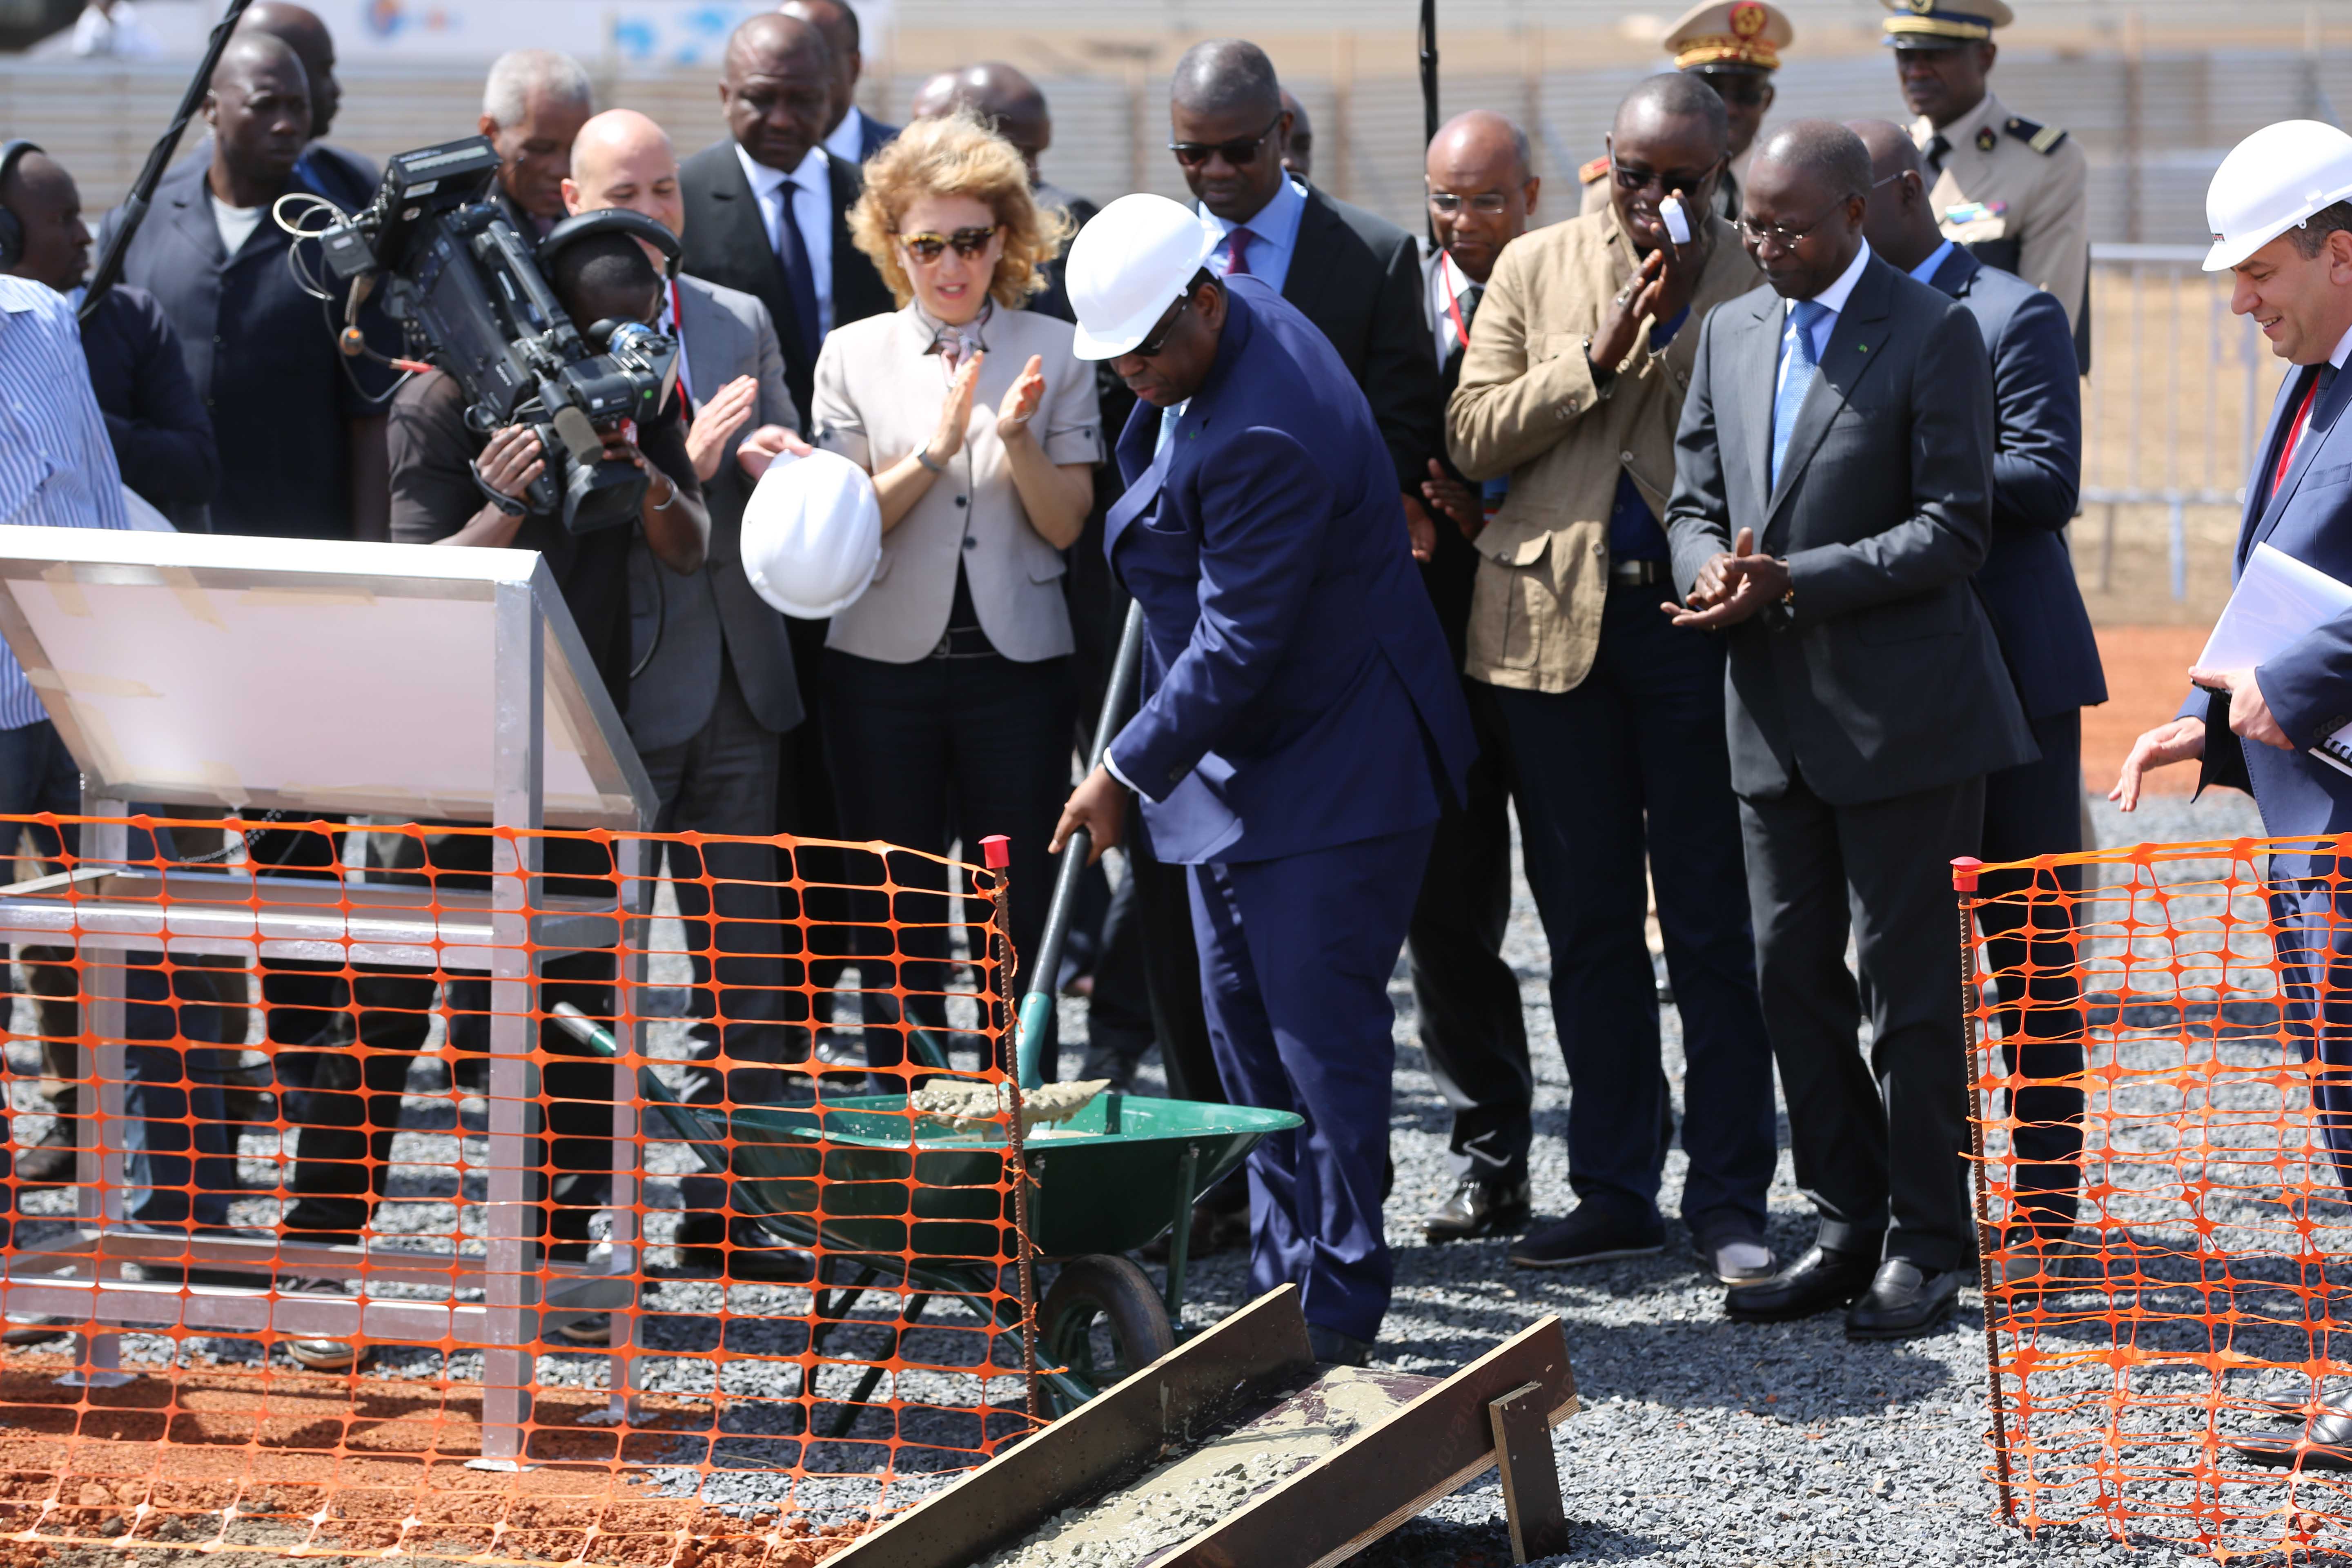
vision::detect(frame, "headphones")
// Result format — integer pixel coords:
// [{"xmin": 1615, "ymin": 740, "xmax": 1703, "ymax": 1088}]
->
[
  {"xmin": 537, "ymin": 207, "xmax": 683, "ymax": 281},
  {"xmin": 0, "ymin": 140, "xmax": 42, "ymax": 271}
]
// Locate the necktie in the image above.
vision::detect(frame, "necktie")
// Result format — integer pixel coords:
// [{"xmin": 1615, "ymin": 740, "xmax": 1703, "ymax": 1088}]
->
[
  {"xmin": 773, "ymin": 175, "xmax": 822, "ymax": 357},
  {"xmin": 1923, "ymin": 134, "xmax": 1951, "ymax": 177},
  {"xmin": 2274, "ymin": 363, "xmax": 2338, "ymax": 499},
  {"xmin": 1223, "ymin": 227, "xmax": 1256, "ymax": 277},
  {"xmin": 1460, "ymin": 282, "xmax": 1484, "ymax": 331},
  {"xmin": 1770, "ymin": 299, "xmax": 1829, "ymax": 492}
]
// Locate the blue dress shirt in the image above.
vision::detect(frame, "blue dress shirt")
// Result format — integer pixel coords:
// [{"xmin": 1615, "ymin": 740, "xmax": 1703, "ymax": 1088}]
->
[
  {"xmin": 0, "ymin": 278, "xmax": 132, "ymax": 729},
  {"xmin": 1199, "ymin": 176, "xmax": 1310, "ymax": 291}
]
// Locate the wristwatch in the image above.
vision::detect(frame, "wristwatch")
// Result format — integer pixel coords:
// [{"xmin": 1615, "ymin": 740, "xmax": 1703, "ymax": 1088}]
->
[{"xmin": 1582, "ymin": 335, "xmax": 1617, "ymax": 399}]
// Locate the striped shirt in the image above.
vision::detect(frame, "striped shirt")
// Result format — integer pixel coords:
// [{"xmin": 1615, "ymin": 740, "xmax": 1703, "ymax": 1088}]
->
[{"xmin": 0, "ymin": 277, "xmax": 130, "ymax": 728}]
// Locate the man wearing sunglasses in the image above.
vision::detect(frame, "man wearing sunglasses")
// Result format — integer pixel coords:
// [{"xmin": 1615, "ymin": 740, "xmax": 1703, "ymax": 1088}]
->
[
  {"xmin": 1052, "ymin": 195, "xmax": 1474, "ymax": 1367},
  {"xmin": 1449, "ymin": 75, "xmax": 1773, "ymax": 1288},
  {"xmin": 1580, "ymin": 0, "xmax": 1792, "ymax": 224},
  {"xmin": 1167, "ymin": 39, "xmax": 1442, "ymax": 564},
  {"xmin": 1661, "ymin": 121, "xmax": 2030, "ymax": 1341}
]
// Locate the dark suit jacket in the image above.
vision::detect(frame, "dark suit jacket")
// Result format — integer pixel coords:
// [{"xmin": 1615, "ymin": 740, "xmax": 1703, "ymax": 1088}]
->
[
  {"xmin": 76, "ymin": 283, "xmax": 216, "ymax": 528},
  {"xmin": 677, "ymin": 140, "xmax": 893, "ymax": 430},
  {"xmin": 1927, "ymin": 246, "xmax": 2105, "ymax": 719},
  {"xmin": 99, "ymin": 158, "xmax": 388, "ymax": 539},
  {"xmin": 1103, "ymin": 278, "xmax": 1474, "ymax": 864},
  {"xmin": 850, "ymin": 113, "xmax": 900, "ymax": 163},
  {"xmin": 1279, "ymin": 185, "xmax": 1443, "ymax": 496},
  {"xmin": 1664, "ymin": 255, "xmax": 2036, "ymax": 805},
  {"xmin": 2193, "ymin": 358, "xmax": 2352, "ymax": 874}
]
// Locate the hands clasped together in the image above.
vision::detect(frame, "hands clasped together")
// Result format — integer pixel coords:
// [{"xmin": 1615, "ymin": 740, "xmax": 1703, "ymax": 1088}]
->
[{"xmin": 1659, "ymin": 526, "xmax": 1790, "ymax": 630}]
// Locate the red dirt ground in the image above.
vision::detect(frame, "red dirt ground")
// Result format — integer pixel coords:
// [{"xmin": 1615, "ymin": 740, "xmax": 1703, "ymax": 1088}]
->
[{"xmin": 0, "ymin": 1352, "xmax": 874, "ymax": 1568}]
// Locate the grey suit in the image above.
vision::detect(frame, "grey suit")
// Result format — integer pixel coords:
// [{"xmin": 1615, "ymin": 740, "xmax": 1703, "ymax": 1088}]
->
[
  {"xmin": 630, "ymin": 278, "xmax": 807, "ymax": 1216},
  {"xmin": 1665, "ymin": 253, "xmax": 2035, "ymax": 1272}
]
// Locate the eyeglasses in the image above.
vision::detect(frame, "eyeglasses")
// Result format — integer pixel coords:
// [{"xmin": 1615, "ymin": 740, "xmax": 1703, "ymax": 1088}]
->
[
  {"xmin": 898, "ymin": 226, "xmax": 1000, "ymax": 263},
  {"xmin": 1427, "ymin": 190, "xmax": 1512, "ymax": 216},
  {"xmin": 1169, "ymin": 111, "xmax": 1283, "ymax": 168},
  {"xmin": 1611, "ymin": 153, "xmax": 1721, "ymax": 200},
  {"xmin": 1735, "ymin": 203, "xmax": 1844, "ymax": 250},
  {"xmin": 1126, "ymin": 292, "xmax": 1196, "ymax": 358}
]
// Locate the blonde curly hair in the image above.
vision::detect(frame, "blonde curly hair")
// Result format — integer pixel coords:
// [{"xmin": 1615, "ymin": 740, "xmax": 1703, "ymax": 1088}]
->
[{"xmin": 848, "ymin": 110, "xmax": 1073, "ymax": 310}]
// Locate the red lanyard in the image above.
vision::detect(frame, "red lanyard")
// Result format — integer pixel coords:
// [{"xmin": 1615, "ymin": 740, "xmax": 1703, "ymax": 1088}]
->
[{"xmin": 1440, "ymin": 256, "xmax": 1471, "ymax": 351}]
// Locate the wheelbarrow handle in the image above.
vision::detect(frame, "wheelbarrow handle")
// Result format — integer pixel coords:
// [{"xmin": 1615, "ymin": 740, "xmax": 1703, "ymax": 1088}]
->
[
  {"xmin": 1016, "ymin": 599, "xmax": 1146, "ymax": 1089},
  {"xmin": 548, "ymin": 1002, "xmax": 735, "ymax": 1179}
]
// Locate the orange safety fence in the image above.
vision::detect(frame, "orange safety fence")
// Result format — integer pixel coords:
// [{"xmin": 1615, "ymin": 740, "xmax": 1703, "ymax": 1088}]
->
[
  {"xmin": 1963, "ymin": 833, "xmax": 2352, "ymax": 1562},
  {"xmin": 0, "ymin": 812, "xmax": 1046, "ymax": 1567}
]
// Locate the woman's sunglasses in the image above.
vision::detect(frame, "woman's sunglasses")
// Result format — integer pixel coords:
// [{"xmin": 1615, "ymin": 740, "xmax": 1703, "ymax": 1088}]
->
[{"xmin": 899, "ymin": 225, "xmax": 1000, "ymax": 263}]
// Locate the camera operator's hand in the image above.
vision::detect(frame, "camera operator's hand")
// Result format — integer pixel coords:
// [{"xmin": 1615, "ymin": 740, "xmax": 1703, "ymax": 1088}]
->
[
  {"xmin": 736, "ymin": 424, "xmax": 814, "ymax": 482},
  {"xmin": 476, "ymin": 425, "xmax": 544, "ymax": 502},
  {"xmin": 685, "ymin": 375, "xmax": 761, "ymax": 483},
  {"xmin": 926, "ymin": 352, "xmax": 984, "ymax": 468}
]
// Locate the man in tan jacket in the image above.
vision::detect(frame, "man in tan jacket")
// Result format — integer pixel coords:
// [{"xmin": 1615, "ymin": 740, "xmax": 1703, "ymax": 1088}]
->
[{"xmin": 1448, "ymin": 71, "xmax": 1775, "ymax": 1283}]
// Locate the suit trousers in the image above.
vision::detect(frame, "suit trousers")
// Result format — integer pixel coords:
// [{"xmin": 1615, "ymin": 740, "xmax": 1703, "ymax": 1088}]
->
[
  {"xmin": 822, "ymin": 647, "xmax": 1073, "ymax": 1077},
  {"xmin": 1975, "ymin": 708, "xmax": 2088, "ymax": 1238},
  {"xmin": 1406, "ymin": 677, "xmax": 1532, "ymax": 1183},
  {"xmin": 1741, "ymin": 769, "xmax": 1985, "ymax": 1272},
  {"xmin": 279, "ymin": 831, "xmax": 616, "ymax": 1257},
  {"xmin": 2264, "ymin": 876, "xmax": 2352, "ymax": 1193},
  {"xmin": 638, "ymin": 662, "xmax": 795, "ymax": 1223},
  {"xmin": 1189, "ymin": 823, "xmax": 1434, "ymax": 1343},
  {"xmin": 1488, "ymin": 590, "xmax": 1777, "ymax": 1236}
]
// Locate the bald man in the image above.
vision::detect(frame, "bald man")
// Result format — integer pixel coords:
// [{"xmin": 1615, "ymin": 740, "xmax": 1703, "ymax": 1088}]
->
[
  {"xmin": 561, "ymin": 109, "xmax": 817, "ymax": 1272},
  {"xmin": 780, "ymin": 0, "xmax": 900, "ymax": 165},
  {"xmin": 162, "ymin": 2, "xmax": 377, "ymax": 212}
]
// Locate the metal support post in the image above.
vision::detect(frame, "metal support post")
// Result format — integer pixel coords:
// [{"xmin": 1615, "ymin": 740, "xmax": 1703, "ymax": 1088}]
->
[
  {"xmin": 477, "ymin": 579, "xmax": 544, "ymax": 1469},
  {"xmin": 63, "ymin": 792, "xmax": 130, "ymax": 1389}
]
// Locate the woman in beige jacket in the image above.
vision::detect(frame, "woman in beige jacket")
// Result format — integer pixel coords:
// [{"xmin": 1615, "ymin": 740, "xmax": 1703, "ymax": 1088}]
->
[{"xmin": 811, "ymin": 111, "xmax": 1100, "ymax": 1076}]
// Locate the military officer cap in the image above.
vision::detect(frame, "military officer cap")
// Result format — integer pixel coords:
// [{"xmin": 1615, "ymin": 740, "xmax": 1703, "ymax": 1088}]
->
[
  {"xmin": 1880, "ymin": 0, "xmax": 2014, "ymax": 48},
  {"xmin": 1664, "ymin": 0, "xmax": 1793, "ymax": 74}
]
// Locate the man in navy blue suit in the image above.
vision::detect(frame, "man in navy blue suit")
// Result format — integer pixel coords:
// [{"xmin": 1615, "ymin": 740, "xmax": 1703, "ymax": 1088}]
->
[
  {"xmin": 1853, "ymin": 119, "xmax": 2099, "ymax": 1276},
  {"xmin": 1054, "ymin": 195, "xmax": 1476, "ymax": 1365},
  {"xmin": 2111, "ymin": 120, "xmax": 2352, "ymax": 1466}
]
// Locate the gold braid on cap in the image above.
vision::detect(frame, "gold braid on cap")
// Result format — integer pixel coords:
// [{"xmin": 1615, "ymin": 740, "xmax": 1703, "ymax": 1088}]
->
[{"xmin": 1678, "ymin": 1, "xmax": 1779, "ymax": 69}]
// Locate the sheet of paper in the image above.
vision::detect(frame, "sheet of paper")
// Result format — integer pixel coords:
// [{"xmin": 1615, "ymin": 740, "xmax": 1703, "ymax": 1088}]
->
[{"xmin": 2197, "ymin": 543, "xmax": 2352, "ymax": 672}]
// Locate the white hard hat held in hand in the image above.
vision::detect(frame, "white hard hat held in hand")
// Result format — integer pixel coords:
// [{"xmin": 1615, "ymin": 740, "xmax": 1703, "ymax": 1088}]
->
[
  {"xmin": 2205, "ymin": 120, "xmax": 2352, "ymax": 272},
  {"xmin": 1066, "ymin": 193, "xmax": 1217, "ymax": 362},
  {"xmin": 740, "ymin": 448, "xmax": 882, "ymax": 619}
]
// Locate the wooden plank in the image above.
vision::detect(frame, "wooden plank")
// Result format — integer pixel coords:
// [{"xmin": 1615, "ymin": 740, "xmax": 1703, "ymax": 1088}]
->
[
  {"xmin": 1488, "ymin": 1381, "xmax": 1570, "ymax": 1564},
  {"xmin": 827, "ymin": 1284, "xmax": 1317, "ymax": 1568},
  {"xmin": 1157, "ymin": 1315, "xmax": 1578, "ymax": 1568}
]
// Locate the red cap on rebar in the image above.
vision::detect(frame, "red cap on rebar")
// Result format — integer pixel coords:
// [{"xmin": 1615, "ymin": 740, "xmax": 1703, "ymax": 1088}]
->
[
  {"xmin": 1951, "ymin": 856, "xmax": 1982, "ymax": 893},
  {"xmin": 980, "ymin": 834, "xmax": 1011, "ymax": 869}
]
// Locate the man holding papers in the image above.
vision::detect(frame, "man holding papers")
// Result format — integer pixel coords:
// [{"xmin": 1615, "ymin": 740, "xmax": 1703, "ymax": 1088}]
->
[{"xmin": 2111, "ymin": 120, "xmax": 2352, "ymax": 1471}]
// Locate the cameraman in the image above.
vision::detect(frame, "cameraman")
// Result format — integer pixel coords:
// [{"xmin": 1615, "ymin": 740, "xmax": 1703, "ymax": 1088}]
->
[{"xmin": 272, "ymin": 231, "xmax": 706, "ymax": 1371}]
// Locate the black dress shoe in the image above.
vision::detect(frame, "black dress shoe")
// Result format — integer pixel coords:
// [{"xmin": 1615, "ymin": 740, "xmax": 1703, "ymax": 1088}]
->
[
  {"xmin": 2229, "ymin": 1396, "xmax": 2352, "ymax": 1471},
  {"xmin": 1843, "ymin": 1259, "xmax": 1961, "ymax": 1340},
  {"xmin": 1508, "ymin": 1204, "xmax": 1664, "ymax": 1270},
  {"xmin": 1423, "ymin": 1178, "xmax": 1532, "ymax": 1243},
  {"xmin": 1306, "ymin": 1325, "xmax": 1372, "ymax": 1367},
  {"xmin": 1725, "ymin": 1244, "xmax": 1878, "ymax": 1323}
]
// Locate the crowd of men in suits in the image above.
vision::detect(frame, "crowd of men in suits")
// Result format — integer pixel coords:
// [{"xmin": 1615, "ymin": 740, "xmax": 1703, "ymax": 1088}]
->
[{"xmin": 0, "ymin": 0, "xmax": 2122, "ymax": 1359}]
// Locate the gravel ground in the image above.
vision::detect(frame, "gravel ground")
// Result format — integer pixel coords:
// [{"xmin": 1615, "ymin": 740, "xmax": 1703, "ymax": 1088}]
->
[{"xmin": 6, "ymin": 787, "xmax": 2314, "ymax": 1565}]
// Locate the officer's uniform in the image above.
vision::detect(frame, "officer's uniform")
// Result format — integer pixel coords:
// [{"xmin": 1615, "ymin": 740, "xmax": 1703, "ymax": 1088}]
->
[
  {"xmin": 1579, "ymin": 0, "xmax": 1792, "ymax": 223},
  {"xmin": 1886, "ymin": 0, "xmax": 2093, "ymax": 370}
]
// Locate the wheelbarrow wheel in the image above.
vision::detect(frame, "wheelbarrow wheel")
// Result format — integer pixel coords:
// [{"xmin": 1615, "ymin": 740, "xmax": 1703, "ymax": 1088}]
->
[{"xmin": 1038, "ymin": 1254, "xmax": 1174, "ymax": 1412}]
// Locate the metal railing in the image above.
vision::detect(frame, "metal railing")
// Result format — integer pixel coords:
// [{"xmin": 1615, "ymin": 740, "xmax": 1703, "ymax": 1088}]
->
[{"xmin": 2082, "ymin": 242, "xmax": 2285, "ymax": 601}]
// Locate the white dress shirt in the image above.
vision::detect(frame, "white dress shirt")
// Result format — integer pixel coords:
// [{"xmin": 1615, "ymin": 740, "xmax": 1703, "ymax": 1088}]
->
[
  {"xmin": 1426, "ymin": 249, "xmax": 1479, "ymax": 365},
  {"xmin": 733, "ymin": 141, "xmax": 837, "ymax": 338},
  {"xmin": 823, "ymin": 106, "xmax": 875, "ymax": 167}
]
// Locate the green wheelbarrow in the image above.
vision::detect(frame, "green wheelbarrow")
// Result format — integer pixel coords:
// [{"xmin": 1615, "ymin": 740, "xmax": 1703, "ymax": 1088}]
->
[{"xmin": 556, "ymin": 1002, "xmax": 1298, "ymax": 1424}]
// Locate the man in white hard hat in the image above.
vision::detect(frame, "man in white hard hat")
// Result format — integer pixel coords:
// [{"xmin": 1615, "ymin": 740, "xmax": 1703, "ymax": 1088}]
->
[
  {"xmin": 2111, "ymin": 119, "xmax": 2352, "ymax": 1468},
  {"xmin": 1049, "ymin": 194, "xmax": 1476, "ymax": 1367}
]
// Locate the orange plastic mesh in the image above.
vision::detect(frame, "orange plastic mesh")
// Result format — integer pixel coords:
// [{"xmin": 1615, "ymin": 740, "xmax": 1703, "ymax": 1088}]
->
[
  {"xmin": 0, "ymin": 812, "xmax": 1042, "ymax": 1566},
  {"xmin": 1964, "ymin": 833, "xmax": 2352, "ymax": 1561}
]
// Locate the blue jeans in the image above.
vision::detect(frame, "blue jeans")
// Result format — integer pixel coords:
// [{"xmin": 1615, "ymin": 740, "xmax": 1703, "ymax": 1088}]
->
[{"xmin": 0, "ymin": 719, "xmax": 236, "ymax": 1229}]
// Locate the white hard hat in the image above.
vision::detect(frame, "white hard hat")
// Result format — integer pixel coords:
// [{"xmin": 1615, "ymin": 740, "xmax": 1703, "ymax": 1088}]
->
[
  {"xmin": 1067, "ymin": 193, "xmax": 1216, "ymax": 361},
  {"xmin": 740, "ymin": 448, "xmax": 881, "ymax": 619},
  {"xmin": 2205, "ymin": 120, "xmax": 2352, "ymax": 272}
]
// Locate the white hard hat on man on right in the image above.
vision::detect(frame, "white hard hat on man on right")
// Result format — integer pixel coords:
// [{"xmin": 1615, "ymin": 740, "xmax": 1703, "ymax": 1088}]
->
[{"xmin": 2205, "ymin": 120, "xmax": 2352, "ymax": 273}]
